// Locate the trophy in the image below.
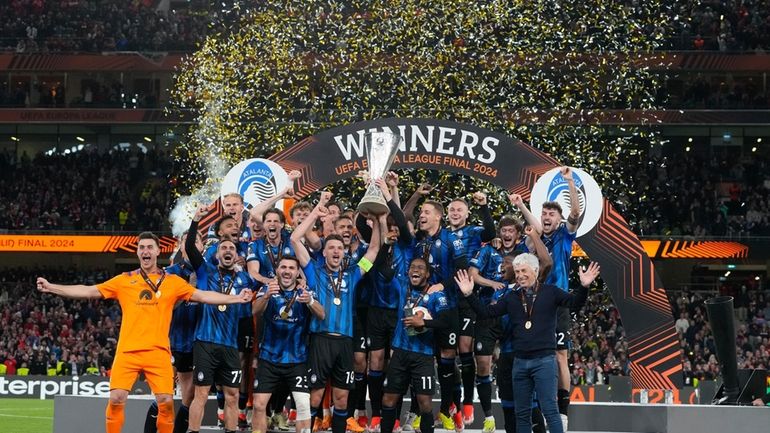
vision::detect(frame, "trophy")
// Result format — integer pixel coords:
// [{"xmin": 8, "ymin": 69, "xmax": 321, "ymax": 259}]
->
[{"xmin": 357, "ymin": 131, "xmax": 402, "ymax": 214}]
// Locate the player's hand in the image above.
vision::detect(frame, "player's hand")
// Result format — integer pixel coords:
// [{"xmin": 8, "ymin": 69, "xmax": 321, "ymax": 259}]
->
[
  {"xmin": 385, "ymin": 171, "xmax": 399, "ymax": 188},
  {"xmin": 490, "ymin": 281, "xmax": 505, "ymax": 290},
  {"xmin": 490, "ymin": 238, "xmax": 502, "ymax": 250},
  {"xmin": 472, "ymin": 191, "xmax": 488, "ymax": 206},
  {"xmin": 508, "ymin": 193, "xmax": 523, "ymax": 207},
  {"xmin": 454, "ymin": 269, "xmax": 474, "ymax": 297},
  {"xmin": 235, "ymin": 256, "xmax": 246, "ymax": 268},
  {"xmin": 314, "ymin": 205, "xmax": 329, "ymax": 218},
  {"xmin": 403, "ymin": 311, "xmax": 425, "ymax": 328},
  {"xmin": 288, "ymin": 170, "xmax": 302, "ymax": 181},
  {"xmin": 426, "ymin": 283, "xmax": 444, "ymax": 294},
  {"xmin": 524, "ymin": 225, "xmax": 541, "ymax": 237},
  {"xmin": 36, "ymin": 277, "xmax": 52, "ymax": 293},
  {"xmin": 298, "ymin": 289, "xmax": 313, "ymax": 304},
  {"xmin": 375, "ymin": 178, "xmax": 392, "ymax": 202},
  {"xmin": 578, "ymin": 262, "xmax": 601, "ymax": 288},
  {"xmin": 560, "ymin": 166, "xmax": 573, "ymax": 181},
  {"xmin": 266, "ymin": 280, "xmax": 281, "ymax": 297},
  {"xmin": 238, "ymin": 289, "xmax": 254, "ymax": 303},
  {"xmin": 752, "ymin": 398, "xmax": 765, "ymax": 406},
  {"xmin": 193, "ymin": 204, "xmax": 211, "ymax": 222},
  {"xmin": 416, "ymin": 183, "xmax": 433, "ymax": 196},
  {"xmin": 357, "ymin": 170, "xmax": 370, "ymax": 184},
  {"xmin": 319, "ymin": 191, "xmax": 333, "ymax": 206}
]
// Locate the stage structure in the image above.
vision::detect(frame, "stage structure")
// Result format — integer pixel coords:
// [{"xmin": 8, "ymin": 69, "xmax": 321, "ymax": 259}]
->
[{"xmin": 200, "ymin": 118, "xmax": 682, "ymax": 389}]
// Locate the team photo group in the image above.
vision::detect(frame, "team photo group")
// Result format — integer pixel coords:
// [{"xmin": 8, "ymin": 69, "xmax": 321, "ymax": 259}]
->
[{"xmin": 37, "ymin": 161, "xmax": 601, "ymax": 433}]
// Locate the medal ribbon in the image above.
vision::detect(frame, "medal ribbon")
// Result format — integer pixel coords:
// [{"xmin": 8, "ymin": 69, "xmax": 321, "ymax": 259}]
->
[
  {"xmin": 139, "ymin": 269, "xmax": 165, "ymax": 295},
  {"xmin": 266, "ymin": 240, "xmax": 284, "ymax": 273},
  {"xmin": 406, "ymin": 284, "xmax": 429, "ymax": 309},
  {"xmin": 325, "ymin": 266, "xmax": 344, "ymax": 300},
  {"xmin": 518, "ymin": 283, "xmax": 538, "ymax": 323},
  {"xmin": 281, "ymin": 287, "xmax": 299, "ymax": 314},
  {"xmin": 218, "ymin": 269, "xmax": 237, "ymax": 295}
]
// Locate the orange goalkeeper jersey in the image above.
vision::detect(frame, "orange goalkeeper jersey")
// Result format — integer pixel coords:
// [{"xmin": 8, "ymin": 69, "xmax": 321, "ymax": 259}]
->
[{"xmin": 97, "ymin": 269, "xmax": 196, "ymax": 354}]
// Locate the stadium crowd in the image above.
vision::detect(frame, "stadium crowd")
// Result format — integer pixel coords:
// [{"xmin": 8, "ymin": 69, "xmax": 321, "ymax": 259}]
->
[
  {"xmin": 0, "ymin": 1, "xmax": 769, "ymax": 53},
  {"xmin": 668, "ymin": 0, "xmax": 770, "ymax": 51},
  {"xmin": 0, "ymin": 0, "xmax": 208, "ymax": 53},
  {"xmin": 0, "ymin": 148, "xmax": 172, "ymax": 232},
  {"xmin": 0, "ymin": 267, "xmax": 117, "ymax": 377}
]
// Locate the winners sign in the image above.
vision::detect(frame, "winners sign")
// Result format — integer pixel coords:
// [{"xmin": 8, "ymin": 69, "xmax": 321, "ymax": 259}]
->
[{"xmin": 266, "ymin": 118, "xmax": 681, "ymax": 390}]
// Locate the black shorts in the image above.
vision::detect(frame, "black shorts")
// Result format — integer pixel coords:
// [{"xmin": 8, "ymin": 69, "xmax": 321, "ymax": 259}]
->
[
  {"xmin": 171, "ymin": 351, "xmax": 194, "ymax": 373},
  {"xmin": 457, "ymin": 297, "xmax": 476, "ymax": 337},
  {"xmin": 353, "ymin": 307, "xmax": 368, "ymax": 354},
  {"xmin": 193, "ymin": 341, "xmax": 242, "ymax": 387},
  {"xmin": 254, "ymin": 359, "xmax": 309, "ymax": 394},
  {"xmin": 474, "ymin": 320, "xmax": 500, "ymax": 356},
  {"xmin": 307, "ymin": 334, "xmax": 354, "ymax": 390},
  {"xmin": 555, "ymin": 307, "xmax": 572, "ymax": 350},
  {"xmin": 435, "ymin": 307, "xmax": 460, "ymax": 350},
  {"xmin": 367, "ymin": 307, "xmax": 398, "ymax": 351},
  {"xmin": 496, "ymin": 351, "xmax": 514, "ymax": 402},
  {"xmin": 238, "ymin": 317, "xmax": 255, "ymax": 353},
  {"xmin": 383, "ymin": 348, "xmax": 436, "ymax": 396}
]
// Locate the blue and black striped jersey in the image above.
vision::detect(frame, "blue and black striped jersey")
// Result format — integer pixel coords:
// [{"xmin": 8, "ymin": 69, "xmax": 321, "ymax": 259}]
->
[
  {"xmin": 413, "ymin": 228, "xmax": 466, "ymax": 307},
  {"xmin": 541, "ymin": 223, "xmax": 575, "ymax": 292},
  {"xmin": 193, "ymin": 262, "xmax": 256, "ymax": 349},
  {"xmin": 166, "ymin": 260, "xmax": 199, "ymax": 353},
  {"xmin": 391, "ymin": 277, "xmax": 450, "ymax": 356},
  {"xmin": 368, "ymin": 240, "xmax": 414, "ymax": 309},
  {"xmin": 303, "ymin": 258, "xmax": 364, "ymax": 337},
  {"xmin": 255, "ymin": 285, "xmax": 314, "ymax": 364},
  {"xmin": 246, "ymin": 235, "xmax": 295, "ymax": 279}
]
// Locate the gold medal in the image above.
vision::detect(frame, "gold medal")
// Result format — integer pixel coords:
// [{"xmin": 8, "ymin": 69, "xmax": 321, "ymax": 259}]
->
[
  {"xmin": 218, "ymin": 305, "xmax": 227, "ymax": 312},
  {"xmin": 280, "ymin": 307, "xmax": 290, "ymax": 320},
  {"xmin": 333, "ymin": 297, "xmax": 341, "ymax": 306},
  {"xmin": 525, "ymin": 320, "xmax": 532, "ymax": 330},
  {"xmin": 155, "ymin": 290, "xmax": 161, "ymax": 298}
]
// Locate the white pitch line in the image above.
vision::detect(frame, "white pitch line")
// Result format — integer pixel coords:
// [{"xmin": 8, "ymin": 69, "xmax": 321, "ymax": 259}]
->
[{"xmin": 0, "ymin": 413, "xmax": 52, "ymax": 419}]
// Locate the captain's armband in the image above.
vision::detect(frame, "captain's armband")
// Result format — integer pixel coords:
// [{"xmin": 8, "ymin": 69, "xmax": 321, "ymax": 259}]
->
[{"xmin": 358, "ymin": 257, "xmax": 373, "ymax": 273}]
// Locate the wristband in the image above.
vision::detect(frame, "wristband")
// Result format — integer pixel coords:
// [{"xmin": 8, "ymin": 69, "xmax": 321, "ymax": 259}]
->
[
  {"xmin": 308, "ymin": 297, "xmax": 316, "ymax": 307},
  {"xmin": 358, "ymin": 257, "xmax": 374, "ymax": 272}
]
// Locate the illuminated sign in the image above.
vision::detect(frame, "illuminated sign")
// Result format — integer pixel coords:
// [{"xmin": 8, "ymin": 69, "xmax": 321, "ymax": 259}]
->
[
  {"xmin": 573, "ymin": 240, "xmax": 748, "ymax": 259},
  {"xmin": 0, "ymin": 235, "xmax": 176, "ymax": 253}
]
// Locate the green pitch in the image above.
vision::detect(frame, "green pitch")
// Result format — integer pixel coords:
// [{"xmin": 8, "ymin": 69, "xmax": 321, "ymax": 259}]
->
[{"xmin": 0, "ymin": 398, "xmax": 54, "ymax": 433}]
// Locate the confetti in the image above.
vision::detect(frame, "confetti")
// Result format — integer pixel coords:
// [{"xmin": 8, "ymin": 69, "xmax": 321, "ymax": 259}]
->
[{"xmin": 170, "ymin": 0, "xmax": 672, "ymax": 225}]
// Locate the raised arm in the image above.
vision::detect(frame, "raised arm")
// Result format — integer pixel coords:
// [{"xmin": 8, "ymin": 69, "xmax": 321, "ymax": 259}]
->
[
  {"xmin": 403, "ymin": 183, "xmax": 433, "ymax": 219},
  {"xmin": 301, "ymin": 191, "xmax": 332, "ymax": 252},
  {"xmin": 290, "ymin": 200, "xmax": 328, "ymax": 267},
  {"xmin": 561, "ymin": 167, "xmax": 581, "ymax": 234},
  {"xmin": 374, "ymin": 177, "xmax": 412, "ymax": 245},
  {"xmin": 361, "ymin": 213, "xmax": 382, "ymax": 269},
  {"xmin": 509, "ymin": 193, "xmax": 542, "ymax": 234},
  {"xmin": 248, "ymin": 170, "xmax": 301, "ymax": 225},
  {"xmin": 568, "ymin": 261, "xmax": 600, "ymax": 312},
  {"xmin": 456, "ymin": 269, "xmax": 508, "ymax": 319},
  {"xmin": 355, "ymin": 213, "xmax": 373, "ymax": 243},
  {"xmin": 386, "ymin": 172, "xmax": 401, "ymax": 209},
  {"xmin": 472, "ymin": 192, "xmax": 497, "ymax": 242},
  {"xmin": 186, "ymin": 205, "xmax": 208, "ymax": 270},
  {"xmin": 36, "ymin": 278, "xmax": 102, "ymax": 299},
  {"xmin": 525, "ymin": 225, "xmax": 553, "ymax": 282}
]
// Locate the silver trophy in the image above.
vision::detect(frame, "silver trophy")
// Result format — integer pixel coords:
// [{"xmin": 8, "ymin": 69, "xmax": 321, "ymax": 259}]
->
[{"xmin": 358, "ymin": 131, "xmax": 402, "ymax": 215}]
